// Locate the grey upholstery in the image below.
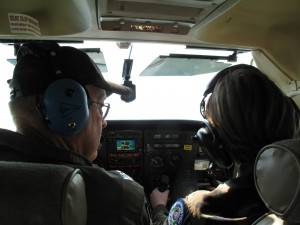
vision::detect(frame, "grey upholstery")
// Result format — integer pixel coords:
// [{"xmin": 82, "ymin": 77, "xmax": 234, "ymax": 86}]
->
[
  {"xmin": 0, "ymin": 161, "xmax": 87, "ymax": 225},
  {"xmin": 253, "ymin": 214, "xmax": 284, "ymax": 225},
  {"xmin": 253, "ymin": 139, "xmax": 300, "ymax": 225}
]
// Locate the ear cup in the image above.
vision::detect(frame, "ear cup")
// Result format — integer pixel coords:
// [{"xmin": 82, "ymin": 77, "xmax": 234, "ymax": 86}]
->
[
  {"xmin": 41, "ymin": 79, "xmax": 90, "ymax": 135},
  {"xmin": 195, "ymin": 120, "xmax": 232, "ymax": 169}
]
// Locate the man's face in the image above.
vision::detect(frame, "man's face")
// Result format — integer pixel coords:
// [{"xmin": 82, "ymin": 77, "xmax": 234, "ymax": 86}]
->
[{"xmin": 76, "ymin": 85, "xmax": 107, "ymax": 160}]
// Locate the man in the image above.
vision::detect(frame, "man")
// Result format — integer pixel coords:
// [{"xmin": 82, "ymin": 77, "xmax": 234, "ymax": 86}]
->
[{"xmin": 0, "ymin": 41, "xmax": 152, "ymax": 225}]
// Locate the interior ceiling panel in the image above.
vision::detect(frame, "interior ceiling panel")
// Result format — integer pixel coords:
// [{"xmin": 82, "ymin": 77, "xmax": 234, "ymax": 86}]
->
[
  {"xmin": 0, "ymin": 0, "xmax": 91, "ymax": 36},
  {"xmin": 97, "ymin": 0, "xmax": 228, "ymax": 34}
]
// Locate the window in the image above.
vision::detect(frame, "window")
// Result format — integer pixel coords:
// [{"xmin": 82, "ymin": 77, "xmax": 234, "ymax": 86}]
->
[{"xmin": 0, "ymin": 41, "xmax": 254, "ymax": 129}]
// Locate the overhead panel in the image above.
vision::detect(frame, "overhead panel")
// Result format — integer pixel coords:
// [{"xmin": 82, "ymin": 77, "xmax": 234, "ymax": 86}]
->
[{"xmin": 97, "ymin": 0, "xmax": 226, "ymax": 35}]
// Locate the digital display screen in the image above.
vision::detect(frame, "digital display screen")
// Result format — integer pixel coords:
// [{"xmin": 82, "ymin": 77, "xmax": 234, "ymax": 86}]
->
[
  {"xmin": 116, "ymin": 140, "xmax": 136, "ymax": 151},
  {"xmin": 153, "ymin": 143, "xmax": 180, "ymax": 148}
]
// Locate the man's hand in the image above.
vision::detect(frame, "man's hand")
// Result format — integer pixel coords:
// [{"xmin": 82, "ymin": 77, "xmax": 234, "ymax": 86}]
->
[{"xmin": 150, "ymin": 187, "xmax": 170, "ymax": 208}]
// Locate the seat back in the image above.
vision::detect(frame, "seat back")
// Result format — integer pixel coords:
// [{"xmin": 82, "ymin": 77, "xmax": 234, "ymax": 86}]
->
[
  {"xmin": 253, "ymin": 139, "xmax": 300, "ymax": 225},
  {"xmin": 0, "ymin": 161, "xmax": 87, "ymax": 225}
]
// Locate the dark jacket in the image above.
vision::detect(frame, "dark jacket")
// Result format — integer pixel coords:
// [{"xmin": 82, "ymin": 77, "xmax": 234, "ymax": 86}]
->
[
  {"xmin": 0, "ymin": 128, "xmax": 152, "ymax": 225},
  {"xmin": 152, "ymin": 172, "xmax": 267, "ymax": 225}
]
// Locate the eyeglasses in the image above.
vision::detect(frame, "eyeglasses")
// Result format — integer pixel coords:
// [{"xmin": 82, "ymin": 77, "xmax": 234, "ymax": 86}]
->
[{"xmin": 90, "ymin": 101, "xmax": 110, "ymax": 119}]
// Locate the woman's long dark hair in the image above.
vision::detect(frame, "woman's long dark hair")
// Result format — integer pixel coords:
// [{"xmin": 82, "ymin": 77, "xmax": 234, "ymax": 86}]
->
[{"xmin": 206, "ymin": 64, "xmax": 300, "ymax": 164}]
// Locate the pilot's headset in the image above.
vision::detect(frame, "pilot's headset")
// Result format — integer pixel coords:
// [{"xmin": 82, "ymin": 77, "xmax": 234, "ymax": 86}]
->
[
  {"xmin": 14, "ymin": 42, "xmax": 90, "ymax": 136},
  {"xmin": 194, "ymin": 65, "xmax": 254, "ymax": 170}
]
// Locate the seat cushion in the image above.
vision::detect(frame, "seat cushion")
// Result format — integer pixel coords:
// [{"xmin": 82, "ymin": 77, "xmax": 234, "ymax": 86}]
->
[
  {"xmin": 0, "ymin": 161, "xmax": 87, "ymax": 225},
  {"xmin": 254, "ymin": 139, "xmax": 300, "ymax": 224},
  {"xmin": 252, "ymin": 213, "xmax": 284, "ymax": 225}
]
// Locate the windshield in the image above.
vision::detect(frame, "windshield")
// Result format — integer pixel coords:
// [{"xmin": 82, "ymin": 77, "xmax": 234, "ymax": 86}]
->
[{"xmin": 0, "ymin": 41, "xmax": 254, "ymax": 130}]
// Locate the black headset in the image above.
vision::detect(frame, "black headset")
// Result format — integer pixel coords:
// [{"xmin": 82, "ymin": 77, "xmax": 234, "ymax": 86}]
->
[
  {"xmin": 17, "ymin": 42, "xmax": 91, "ymax": 136},
  {"xmin": 195, "ymin": 120, "xmax": 233, "ymax": 169}
]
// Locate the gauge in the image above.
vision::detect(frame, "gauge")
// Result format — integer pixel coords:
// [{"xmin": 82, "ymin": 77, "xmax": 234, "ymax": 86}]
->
[{"xmin": 150, "ymin": 155, "xmax": 165, "ymax": 169}]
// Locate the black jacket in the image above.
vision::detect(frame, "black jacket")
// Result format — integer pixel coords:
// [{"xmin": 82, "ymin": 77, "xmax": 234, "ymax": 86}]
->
[{"xmin": 0, "ymin": 128, "xmax": 152, "ymax": 225}]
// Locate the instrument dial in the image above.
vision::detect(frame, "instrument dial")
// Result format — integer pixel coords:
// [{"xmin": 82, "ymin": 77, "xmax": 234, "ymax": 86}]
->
[{"xmin": 150, "ymin": 155, "xmax": 165, "ymax": 168}]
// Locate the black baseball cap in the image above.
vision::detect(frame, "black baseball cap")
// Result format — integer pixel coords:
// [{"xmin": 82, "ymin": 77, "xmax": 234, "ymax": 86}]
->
[{"xmin": 8, "ymin": 41, "xmax": 132, "ymax": 98}]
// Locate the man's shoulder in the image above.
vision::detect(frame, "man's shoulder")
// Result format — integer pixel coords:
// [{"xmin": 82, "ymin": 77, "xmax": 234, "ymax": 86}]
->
[
  {"xmin": 0, "ymin": 129, "xmax": 31, "ymax": 153},
  {"xmin": 79, "ymin": 166, "xmax": 142, "ymax": 190},
  {"xmin": 0, "ymin": 129, "xmax": 39, "ymax": 151},
  {"xmin": 0, "ymin": 128, "xmax": 23, "ymax": 141},
  {"xmin": 79, "ymin": 166, "xmax": 146, "ymax": 205},
  {"xmin": 0, "ymin": 129, "xmax": 93, "ymax": 166},
  {"xmin": 79, "ymin": 166, "xmax": 147, "ymax": 220}
]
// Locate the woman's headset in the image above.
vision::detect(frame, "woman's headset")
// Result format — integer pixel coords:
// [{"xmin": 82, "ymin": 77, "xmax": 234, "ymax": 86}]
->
[
  {"xmin": 16, "ymin": 42, "xmax": 91, "ymax": 136},
  {"xmin": 194, "ymin": 120, "xmax": 232, "ymax": 169}
]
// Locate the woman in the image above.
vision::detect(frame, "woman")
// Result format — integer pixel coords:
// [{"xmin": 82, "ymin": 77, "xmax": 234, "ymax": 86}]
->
[{"xmin": 150, "ymin": 64, "xmax": 300, "ymax": 225}]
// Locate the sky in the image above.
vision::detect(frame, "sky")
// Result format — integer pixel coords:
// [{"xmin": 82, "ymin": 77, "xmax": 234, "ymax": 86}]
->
[{"xmin": 0, "ymin": 44, "xmax": 16, "ymax": 130}]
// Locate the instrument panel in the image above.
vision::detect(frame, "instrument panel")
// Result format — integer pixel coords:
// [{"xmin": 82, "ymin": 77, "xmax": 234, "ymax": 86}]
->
[{"xmin": 97, "ymin": 120, "xmax": 219, "ymax": 204}]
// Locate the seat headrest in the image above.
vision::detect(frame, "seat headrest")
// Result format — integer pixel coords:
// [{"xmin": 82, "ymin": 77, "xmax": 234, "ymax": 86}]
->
[
  {"xmin": 0, "ymin": 161, "xmax": 87, "ymax": 225},
  {"xmin": 254, "ymin": 139, "xmax": 300, "ymax": 224}
]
